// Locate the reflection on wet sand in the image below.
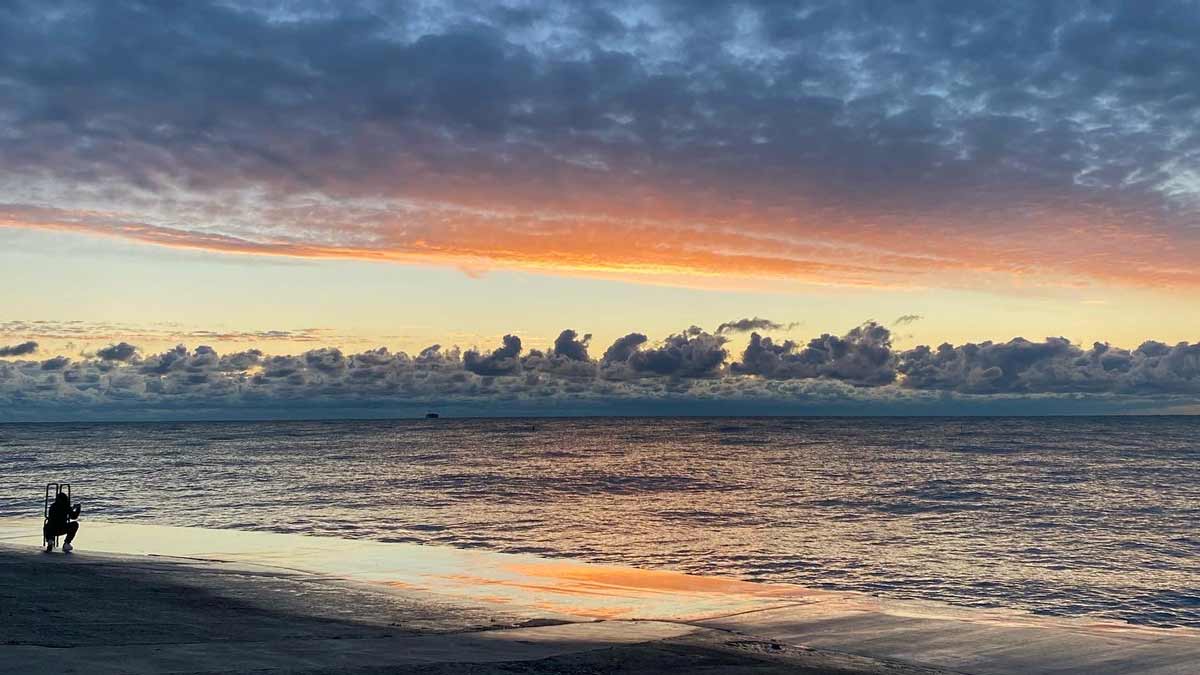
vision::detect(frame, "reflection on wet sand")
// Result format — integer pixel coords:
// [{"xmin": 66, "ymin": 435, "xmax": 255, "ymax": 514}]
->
[
  {"xmin": 0, "ymin": 518, "xmax": 804, "ymax": 621},
  {"xmin": 3, "ymin": 518, "xmax": 1198, "ymax": 674},
  {"xmin": 480, "ymin": 562, "xmax": 824, "ymax": 620},
  {"xmin": 402, "ymin": 562, "xmax": 815, "ymax": 621}
]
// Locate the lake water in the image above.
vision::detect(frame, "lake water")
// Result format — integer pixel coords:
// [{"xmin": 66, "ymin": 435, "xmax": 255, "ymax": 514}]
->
[{"xmin": 1, "ymin": 416, "xmax": 1197, "ymax": 627}]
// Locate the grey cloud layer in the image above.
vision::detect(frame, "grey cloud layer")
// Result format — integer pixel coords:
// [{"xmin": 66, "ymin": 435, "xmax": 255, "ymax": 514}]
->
[
  {"xmin": 899, "ymin": 338, "xmax": 1200, "ymax": 395},
  {"xmin": 2, "ymin": 1, "xmax": 1198, "ymax": 244},
  {"xmin": 2, "ymin": 325, "xmax": 1199, "ymax": 418}
]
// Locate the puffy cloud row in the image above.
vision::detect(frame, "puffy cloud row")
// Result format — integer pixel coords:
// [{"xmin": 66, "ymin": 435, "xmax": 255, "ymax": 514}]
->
[
  {"xmin": 1, "ymin": 324, "xmax": 1199, "ymax": 419},
  {"xmin": 899, "ymin": 338, "xmax": 1200, "ymax": 395}
]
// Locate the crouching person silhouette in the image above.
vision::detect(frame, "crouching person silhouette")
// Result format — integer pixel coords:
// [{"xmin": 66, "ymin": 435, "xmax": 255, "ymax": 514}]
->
[{"xmin": 44, "ymin": 492, "xmax": 81, "ymax": 552}]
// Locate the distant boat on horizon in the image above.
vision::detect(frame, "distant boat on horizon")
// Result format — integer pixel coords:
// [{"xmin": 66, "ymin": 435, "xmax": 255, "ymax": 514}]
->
[{"xmin": 424, "ymin": 412, "xmax": 440, "ymax": 419}]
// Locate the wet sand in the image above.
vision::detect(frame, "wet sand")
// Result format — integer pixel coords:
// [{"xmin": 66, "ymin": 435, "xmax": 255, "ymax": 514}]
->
[
  {"xmin": 0, "ymin": 545, "xmax": 944, "ymax": 674},
  {"xmin": 2, "ymin": 519, "xmax": 1198, "ymax": 674}
]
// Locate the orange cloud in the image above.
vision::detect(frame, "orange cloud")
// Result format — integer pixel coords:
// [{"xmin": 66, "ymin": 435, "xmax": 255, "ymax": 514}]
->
[{"xmin": 3, "ymin": 193, "xmax": 1198, "ymax": 293}]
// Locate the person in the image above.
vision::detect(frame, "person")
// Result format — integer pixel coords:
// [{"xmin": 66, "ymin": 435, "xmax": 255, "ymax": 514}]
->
[{"xmin": 44, "ymin": 492, "xmax": 81, "ymax": 552}]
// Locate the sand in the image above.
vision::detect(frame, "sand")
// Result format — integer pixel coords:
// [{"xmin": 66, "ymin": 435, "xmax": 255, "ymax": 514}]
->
[
  {"xmin": 0, "ymin": 545, "xmax": 943, "ymax": 674},
  {"xmin": 2, "ymin": 519, "xmax": 1198, "ymax": 674}
]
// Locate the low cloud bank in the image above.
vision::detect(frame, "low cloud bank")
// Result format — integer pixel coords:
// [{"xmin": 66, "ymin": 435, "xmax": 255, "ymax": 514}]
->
[
  {"xmin": 1, "ymin": 323, "xmax": 1198, "ymax": 419},
  {"xmin": 899, "ymin": 338, "xmax": 1200, "ymax": 395}
]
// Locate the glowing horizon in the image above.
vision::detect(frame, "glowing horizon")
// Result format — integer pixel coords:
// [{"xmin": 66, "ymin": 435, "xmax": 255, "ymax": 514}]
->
[{"xmin": 3, "ymin": 1, "xmax": 1200, "ymax": 418}]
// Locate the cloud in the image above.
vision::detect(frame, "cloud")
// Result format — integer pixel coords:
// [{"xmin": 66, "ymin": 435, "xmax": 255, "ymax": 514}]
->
[
  {"xmin": 0, "ymin": 1, "xmax": 1198, "ymax": 291},
  {"xmin": 463, "ymin": 335, "xmax": 523, "ymax": 376},
  {"xmin": 893, "ymin": 315, "xmax": 923, "ymax": 326},
  {"xmin": 0, "ymin": 341, "xmax": 38, "ymax": 357},
  {"xmin": 1, "ymin": 323, "xmax": 1199, "ymax": 420},
  {"xmin": 304, "ymin": 347, "xmax": 348, "ymax": 375},
  {"xmin": 0, "ymin": 319, "xmax": 338, "ymax": 344},
  {"xmin": 716, "ymin": 317, "xmax": 800, "ymax": 334},
  {"xmin": 898, "ymin": 338, "xmax": 1200, "ymax": 395},
  {"xmin": 39, "ymin": 356, "xmax": 70, "ymax": 371},
  {"xmin": 221, "ymin": 349, "xmax": 263, "ymax": 371},
  {"xmin": 138, "ymin": 345, "xmax": 190, "ymax": 375},
  {"xmin": 96, "ymin": 342, "xmax": 137, "ymax": 361},
  {"xmin": 516, "ymin": 329, "xmax": 598, "ymax": 379},
  {"xmin": 551, "ymin": 329, "xmax": 591, "ymax": 361},
  {"xmin": 601, "ymin": 333, "xmax": 649, "ymax": 364},
  {"xmin": 627, "ymin": 328, "xmax": 728, "ymax": 378},
  {"xmin": 733, "ymin": 322, "xmax": 896, "ymax": 386}
]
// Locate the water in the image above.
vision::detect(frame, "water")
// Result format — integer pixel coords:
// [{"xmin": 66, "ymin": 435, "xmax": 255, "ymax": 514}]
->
[{"xmin": 1, "ymin": 417, "xmax": 1197, "ymax": 628}]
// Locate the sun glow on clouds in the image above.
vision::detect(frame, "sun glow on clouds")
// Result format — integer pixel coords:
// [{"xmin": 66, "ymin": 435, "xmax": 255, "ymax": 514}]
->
[
  {"xmin": 3, "ymin": 191, "xmax": 1198, "ymax": 293},
  {"xmin": 2, "ymin": 1, "xmax": 1200, "ymax": 295}
]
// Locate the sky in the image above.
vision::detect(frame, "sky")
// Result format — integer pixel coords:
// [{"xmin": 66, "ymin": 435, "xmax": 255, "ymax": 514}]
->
[{"xmin": 2, "ymin": 0, "xmax": 1199, "ymax": 419}]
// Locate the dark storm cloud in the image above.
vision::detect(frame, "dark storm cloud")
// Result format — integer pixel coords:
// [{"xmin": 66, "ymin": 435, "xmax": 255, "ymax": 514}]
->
[
  {"xmin": 2, "ymin": 324, "xmax": 1200, "ymax": 419},
  {"xmin": 96, "ymin": 342, "xmax": 137, "ymax": 361},
  {"xmin": 715, "ymin": 318, "xmax": 799, "ymax": 334},
  {"xmin": 463, "ymin": 334, "xmax": 523, "ymax": 376},
  {"xmin": 0, "ymin": 341, "xmax": 38, "ymax": 357}
]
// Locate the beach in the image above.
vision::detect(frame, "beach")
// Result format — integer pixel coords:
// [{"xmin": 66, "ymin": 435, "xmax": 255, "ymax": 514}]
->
[
  {"xmin": 0, "ymin": 538, "xmax": 940, "ymax": 674},
  {"xmin": 3, "ymin": 519, "xmax": 1198, "ymax": 674},
  {"xmin": 5, "ymin": 418, "xmax": 1196, "ymax": 629},
  {"xmin": 5, "ymin": 0, "xmax": 1200, "ymax": 669}
]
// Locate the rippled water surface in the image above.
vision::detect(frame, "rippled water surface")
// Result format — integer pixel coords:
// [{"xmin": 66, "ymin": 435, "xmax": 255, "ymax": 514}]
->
[{"xmin": 2, "ymin": 417, "xmax": 1197, "ymax": 627}]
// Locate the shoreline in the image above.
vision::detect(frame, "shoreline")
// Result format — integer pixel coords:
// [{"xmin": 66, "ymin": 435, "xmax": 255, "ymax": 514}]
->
[
  {"xmin": 2, "ymin": 518, "xmax": 1198, "ymax": 674},
  {"xmin": 5, "ymin": 414, "xmax": 1195, "ymax": 426},
  {"xmin": 0, "ymin": 539, "xmax": 946, "ymax": 675}
]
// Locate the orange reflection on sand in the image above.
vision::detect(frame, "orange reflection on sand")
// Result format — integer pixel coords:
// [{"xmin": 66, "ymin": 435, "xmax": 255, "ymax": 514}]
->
[
  {"xmin": 392, "ymin": 563, "xmax": 824, "ymax": 621},
  {"xmin": 505, "ymin": 562, "xmax": 817, "ymax": 599},
  {"xmin": 474, "ymin": 595, "xmax": 520, "ymax": 605}
]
